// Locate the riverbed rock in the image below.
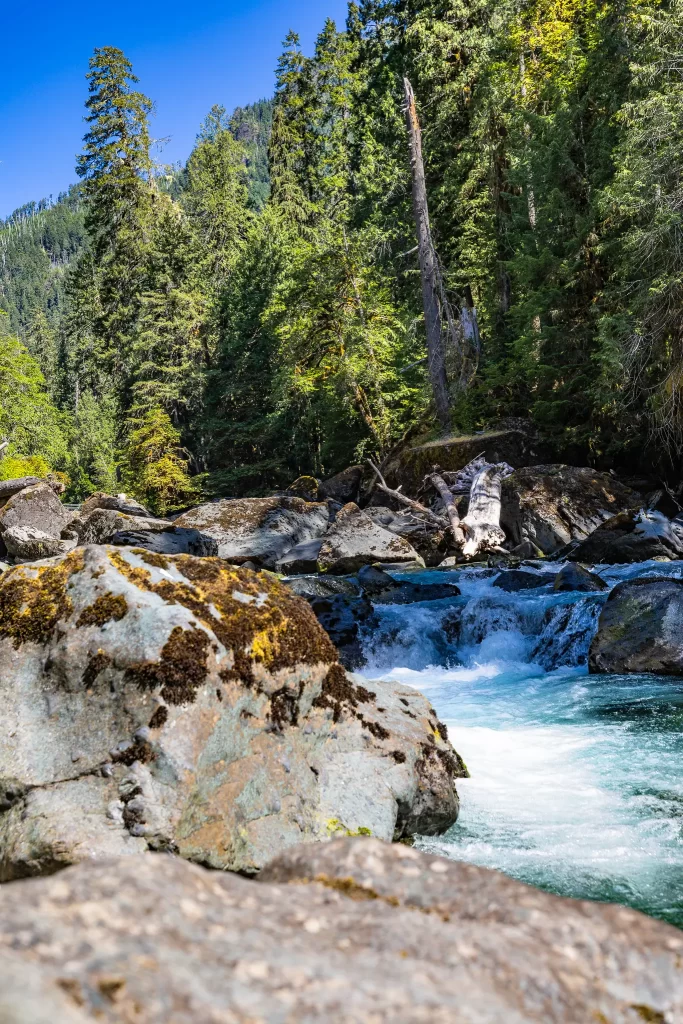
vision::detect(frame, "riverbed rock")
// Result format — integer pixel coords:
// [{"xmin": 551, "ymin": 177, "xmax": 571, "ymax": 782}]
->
[
  {"xmin": 318, "ymin": 503, "xmax": 421, "ymax": 575},
  {"xmin": 80, "ymin": 491, "xmax": 154, "ymax": 518},
  {"xmin": 275, "ymin": 537, "xmax": 323, "ymax": 574},
  {"xmin": 554, "ymin": 562, "xmax": 608, "ymax": 592},
  {"xmin": 318, "ymin": 465, "xmax": 364, "ymax": 505},
  {"xmin": 1, "ymin": 840, "xmax": 680, "ymax": 1024},
  {"xmin": 357, "ymin": 564, "xmax": 460, "ymax": 604},
  {"xmin": 307, "ymin": 593, "xmax": 378, "ymax": 669},
  {"xmin": 569, "ymin": 509, "xmax": 683, "ymax": 564},
  {"xmin": 68, "ymin": 508, "xmax": 217, "ymax": 557},
  {"xmin": 2, "ymin": 525, "xmax": 78, "ymax": 562},
  {"xmin": 174, "ymin": 496, "xmax": 330, "ymax": 568},
  {"xmin": 285, "ymin": 475, "xmax": 321, "ymax": 502},
  {"xmin": 501, "ymin": 465, "xmax": 640, "ymax": 555},
  {"xmin": 364, "ymin": 506, "xmax": 452, "ymax": 567},
  {"xmin": 0, "ymin": 475, "xmax": 45, "ymax": 499},
  {"xmin": 0, "ymin": 545, "xmax": 462, "ymax": 879},
  {"xmin": 0, "ymin": 482, "xmax": 73, "ymax": 548},
  {"xmin": 589, "ymin": 576, "xmax": 683, "ymax": 674},
  {"xmin": 492, "ymin": 568, "xmax": 549, "ymax": 592}
]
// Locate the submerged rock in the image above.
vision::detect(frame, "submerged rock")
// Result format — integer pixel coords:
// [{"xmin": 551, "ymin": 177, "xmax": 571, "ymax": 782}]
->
[
  {"xmin": 0, "ymin": 546, "xmax": 462, "ymax": 878},
  {"xmin": 492, "ymin": 568, "xmax": 549, "ymax": 592},
  {"xmin": 569, "ymin": 509, "xmax": 683, "ymax": 564},
  {"xmin": 589, "ymin": 576, "xmax": 683, "ymax": 674},
  {"xmin": 174, "ymin": 496, "xmax": 330, "ymax": 569},
  {"xmin": 318, "ymin": 502, "xmax": 421, "ymax": 574},
  {"xmin": 501, "ymin": 465, "xmax": 640, "ymax": 555},
  {"xmin": 553, "ymin": 562, "xmax": 608, "ymax": 592},
  {"xmin": 1, "ymin": 837, "xmax": 679, "ymax": 1023}
]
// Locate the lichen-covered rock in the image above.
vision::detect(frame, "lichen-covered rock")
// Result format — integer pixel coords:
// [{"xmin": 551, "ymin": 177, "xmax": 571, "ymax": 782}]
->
[
  {"xmin": 0, "ymin": 482, "xmax": 73, "ymax": 557},
  {"xmin": 569, "ymin": 509, "xmax": 683, "ymax": 564},
  {"xmin": 80, "ymin": 492, "xmax": 154, "ymax": 518},
  {"xmin": 501, "ymin": 465, "xmax": 640, "ymax": 555},
  {"xmin": 285, "ymin": 475, "xmax": 321, "ymax": 502},
  {"xmin": 318, "ymin": 503, "xmax": 422, "ymax": 575},
  {"xmin": 589, "ymin": 576, "xmax": 683, "ymax": 674},
  {"xmin": 0, "ymin": 841, "xmax": 680, "ymax": 1024},
  {"xmin": 0, "ymin": 475, "xmax": 45, "ymax": 499},
  {"xmin": 174, "ymin": 496, "xmax": 330, "ymax": 568},
  {"xmin": 68, "ymin": 508, "xmax": 173, "ymax": 544},
  {"xmin": 364, "ymin": 506, "xmax": 452, "ymax": 567},
  {"xmin": 0, "ymin": 546, "xmax": 463, "ymax": 879}
]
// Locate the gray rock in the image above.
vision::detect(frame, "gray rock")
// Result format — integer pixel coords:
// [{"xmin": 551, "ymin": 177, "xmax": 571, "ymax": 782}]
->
[
  {"xmin": 357, "ymin": 564, "xmax": 460, "ymax": 604},
  {"xmin": 112, "ymin": 527, "xmax": 218, "ymax": 557},
  {"xmin": 501, "ymin": 465, "xmax": 640, "ymax": 555},
  {"xmin": 285, "ymin": 575, "xmax": 361, "ymax": 599},
  {"xmin": 569, "ymin": 509, "xmax": 683, "ymax": 563},
  {"xmin": 492, "ymin": 568, "xmax": 550, "ymax": 592},
  {"xmin": 0, "ymin": 546, "xmax": 462, "ymax": 879},
  {"xmin": 0, "ymin": 475, "xmax": 44, "ymax": 499},
  {"xmin": 319, "ymin": 464, "xmax": 364, "ymax": 504},
  {"xmin": 80, "ymin": 491, "xmax": 154, "ymax": 518},
  {"xmin": 308, "ymin": 592, "xmax": 379, "ymax": 669},
  {"xmin": 174, "ymin": 496, "xmax": 330, "ymax": 569},
  {"xmin": 69, "ymin": 508, "xmax": 173, "ymax": 545},
  {"xmin": 275, "ymin": 537, "xmax": 323, "ymax": 574},
  {"xmin": 0, "ymin": 483, "xmax": 73, "ymax": 552},
  {"xmin": 2, "ymin": 525, "xmax": 78, "ymax": 562},
  {"xmin": 318, "ymin": 502, "xmax": 422, "ymax": 575},
  {"xmin": 554, "ymin": 562, "xmax": 608, "ymax": 592},
  {"xmin": 0, "ymin": 842, "xmax": 680, "ymax": 1024},
  {"xmin": 589, "ymin": 576, "xmax": 683, "ymax": 674},
  {"xmin": 364, "ymin": 505, "xmax": 452, "ymax": 567}
]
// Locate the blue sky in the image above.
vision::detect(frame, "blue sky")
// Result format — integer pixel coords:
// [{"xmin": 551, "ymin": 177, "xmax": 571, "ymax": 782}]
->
[{"xmin": 1, "ymin": 0, "xmax": 349, "ymax": 219}]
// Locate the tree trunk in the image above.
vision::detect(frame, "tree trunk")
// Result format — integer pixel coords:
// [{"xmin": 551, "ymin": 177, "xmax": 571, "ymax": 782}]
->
[
  {"xmin": 461, "ymin": 466, "xmax": 507, "ymax": 558},
  {"xmin": 403, "ymin": 77, "xmax": 451, "ymax": 432},
  {"xmin": 428, "ymin": 470, "xmax": 465, "ymax": 546}
]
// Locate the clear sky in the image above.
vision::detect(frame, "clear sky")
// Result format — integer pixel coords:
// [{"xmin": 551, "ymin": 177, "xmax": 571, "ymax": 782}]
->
[{"xmin": 1, "ymin": 0, "xmax": 349, "ymax": 219}]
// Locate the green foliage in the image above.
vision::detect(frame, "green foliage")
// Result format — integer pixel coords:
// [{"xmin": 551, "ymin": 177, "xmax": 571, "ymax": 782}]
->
[{"xmin": 120, "ymin": 407, "xmax": 202, "ymax": 515}]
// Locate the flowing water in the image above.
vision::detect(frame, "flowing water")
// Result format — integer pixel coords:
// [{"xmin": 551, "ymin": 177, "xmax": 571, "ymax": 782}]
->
[{"xmin": 360, "ymin": 560, "xmax": 683, "ymax": 927}]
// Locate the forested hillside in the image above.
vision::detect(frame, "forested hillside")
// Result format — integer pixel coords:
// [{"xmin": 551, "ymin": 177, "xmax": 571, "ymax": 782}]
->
[{"xmin": 4, "ymin": 0, "xmax": 683, "ymax": 508}]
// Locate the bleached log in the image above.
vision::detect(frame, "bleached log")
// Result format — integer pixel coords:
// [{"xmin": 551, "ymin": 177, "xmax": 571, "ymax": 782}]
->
[
  {"xmin": 366, "ymin": 460, "xmax": 446, "ymax": 528},
  {"xmin": 427, "ymin": 470, "xmax": 465, "ymax": 546},
  {"xmin": 461, "ymin": 465, "xmax": 508, "ymax": 558}
]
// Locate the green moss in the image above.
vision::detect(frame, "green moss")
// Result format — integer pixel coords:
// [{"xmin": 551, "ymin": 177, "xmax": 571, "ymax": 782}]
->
[
  {"xmin": 0, "ymin": 549, "xmax": 84, "ymax": 648},
  {"xmin": 82, "ymin": 650, "xmax": 112, "ymax": 687},
  {"xmin": 631, "ymin": 1006, "xmax": 665, "ymax": 1023},
  {"xmin": 326, "ymin": 818, "xmax": 373, "ymax": 837},
  {"xmin": 76, "ymin": 592, "xmax": 128, "ymax": 628},
  {"xmin": 132, "ymin": 548, "xmax": 171, "ymax": 570},
  {"xmin": 124, "ymin": 626, "xmax": 211, "ymax": 706}
]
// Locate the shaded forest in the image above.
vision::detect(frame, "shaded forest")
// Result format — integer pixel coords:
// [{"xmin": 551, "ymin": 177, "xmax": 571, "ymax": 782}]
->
[{"xmin": 3, "ymin": 0, "xmax": 683, "ymax": 510}]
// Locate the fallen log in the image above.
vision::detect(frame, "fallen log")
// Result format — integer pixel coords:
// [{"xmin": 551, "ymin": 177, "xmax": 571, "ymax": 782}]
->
[
  {"xmin": 428, "ymin": 469, "xmax": 465, "ymax": 546},
  {"xmin": 461, "ymin": 465, "xmax": 508, "ymax": 558},
  {"xmin": 366, "ymin": 460, "xmax": 446, "ymax": 528}
]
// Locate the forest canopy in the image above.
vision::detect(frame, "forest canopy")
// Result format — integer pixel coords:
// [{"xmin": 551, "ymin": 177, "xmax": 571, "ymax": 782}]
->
[{"xmin": 2, "ymin": 0, "xmax": 683, "ymax": 505}]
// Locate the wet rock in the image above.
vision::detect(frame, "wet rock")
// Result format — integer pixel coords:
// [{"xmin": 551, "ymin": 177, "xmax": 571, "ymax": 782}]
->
[
  {"xmin": 308, "ymin": 592, "xmax": 378, "ymax": 669},
  {"xmin": 318, "ymin": 503, "xmax": 422, "ymax": 575},
  {"xmin": 319, "ymin": 464, "xmax": 364, "ymax": 505},
  {"xmin": 501, "ymin": 465, "xmax": 640, "ymax": 555},
  {"xmin": 80, "ymin": 491, "xmax": 154, "ymax": 518},
  {"xmin": 286, "ymin": 575, "xmax": 361, "ymax": 599},
  {"xmin": 569, "ymin": 509, "xmax": 683, "ymax": 564},
  {"xmin": 492, "ymin": 568, "xmax": 550, "ymax": 592},
  {"xmin": 174, "ymin": 496, "xmax": 330, "ymax": 569},
  {"xmin": 589, "ymin": 576, "xmax": 683, "ymax": 674},
  {"xmin": 285, "ymin": 475, "xmax": 321, "ymax": 502},
  {"xmin": 357, "ymin": 564, "xmax": 460, "ymax": 604},
  {"xmin": 2, "ymin": 839, "xmax": 678, "ymax": 1024},
  {"xmin": 0, "ymin": 546, "xmax": 461, "ymax": 878},
  {"xmin": 553, "ymin": 563, "xmax": 607, "ymax": 592}
]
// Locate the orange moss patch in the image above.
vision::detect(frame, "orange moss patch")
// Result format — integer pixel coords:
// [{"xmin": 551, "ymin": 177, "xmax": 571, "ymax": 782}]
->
[{"xmin": 0, "ymin": 549, "xmax": 85, "ymax": 647}]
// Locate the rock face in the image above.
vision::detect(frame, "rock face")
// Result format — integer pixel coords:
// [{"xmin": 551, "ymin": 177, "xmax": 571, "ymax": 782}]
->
[
  {"xmin": 0, "ymin": 840, "xmax": 680, "ymax": 1024},
  {"xmin": 318, "ymin": 503, "xmax": 421, "ymax": 574},
  {"xmin": 0, "ymin": 482, "xmax": 76, "ymax": 561},
  {"xmin": 174, "ymin": 496, "xmax": 330, "ymax": 569},
  {"xmin": 364, "ymin": 506, "xmax": 452, "ymax": 567},
  {"xmin": 569, "ymin": 509, "xmax": 683, "ymax": 564},
  {"xmin": 319, "ymin": 465, "xmax": 364, "ymax": 505},
  {"xmin": 0, "ymin": 546, "xmax": 463, "ymax": 879},
  {"xmin": 501, "ymin": 465, "xmax": 640, "ymax": 555},
  {"xmin": 589, "ymin": 576, "xmax": 683, "ymax": 674}
]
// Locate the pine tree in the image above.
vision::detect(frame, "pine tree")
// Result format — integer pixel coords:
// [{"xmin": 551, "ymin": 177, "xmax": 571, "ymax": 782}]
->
[{"xmin": 120, "ymin": 407, "xmax": 201, "ymax": 515}]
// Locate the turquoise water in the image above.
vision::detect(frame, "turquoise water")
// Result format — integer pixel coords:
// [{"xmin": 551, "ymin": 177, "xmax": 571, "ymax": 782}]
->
[{"xmin": 360, "ymin": 562, "xmax": 683, "ymax": 927}]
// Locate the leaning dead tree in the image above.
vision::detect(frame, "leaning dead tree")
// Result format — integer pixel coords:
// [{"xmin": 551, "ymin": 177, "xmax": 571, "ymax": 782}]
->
[{"xmin": 402, "ymin": 78, "xmax": 481, "ymax": 431}]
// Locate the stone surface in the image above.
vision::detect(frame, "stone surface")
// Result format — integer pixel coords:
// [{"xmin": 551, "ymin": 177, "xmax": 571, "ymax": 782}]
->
[
  {"xmin": 0, "ymin": 475, "xmax": 44, "ymax": 498},
  {"xmin": 501, "ymin": 465, "xmax": 640, "ymax": 555},
  {"xmin": 319, "ymin": 465, "xmax": 364, "ymax": 505},
  {"xmin": 2, "ymin": 525, "xmax": 78, "ymax": 562},
  {"xmin": 285, "ymin": 475, "xmax": 321, "ymax": 502},
  {"xmin": 275, "ymin": 537, "xmax": 323, "ymax": 574},
  {"xmin": 318, "ymin": 503, "xmax": 421, "ymax": 575},
  {"xmin": 589, "ymin": 576, "xmax": 683, "ymax": 674},
  {"xmin": 0, "ymin": 546, "xmax": 462, "ymax": 879},
  {"xmin": 307, "ymin": 592, "xmax": 379, "ymax": 669},
  {"xmin": 80, "ymin": 492, "xmax": 154, "ymax": 518},
  {"xmin": 554, "ymin": 562, "xmax": 608, "ymax": 592},
  {"xmin": 492, "ymin": 568, "xmax": 549, "ymax": 592},
  {"xmin": 0, "ymin": 482, "xmax": 73, "ymax": 549},
  {"xmin": 174, "ymin": 496, "xmax": 330, "ymax": 569},
  {"xmin": 0, "ymin": 841, "xmax": 680, "ymax": 1024},
  {"xmin": 357, "ymin": 564, "xmax": 460, "ymax": 604},
  {"xmin": 69, "ymin": 508, "xmax": 173, "ymax": 545},
  {"xmin": 363, "ymin": 506, "xmax": 452, "ymax": 567},
  {"xmin": 569, "ymin": 509, "xmax": 683, "ymax": 564}
]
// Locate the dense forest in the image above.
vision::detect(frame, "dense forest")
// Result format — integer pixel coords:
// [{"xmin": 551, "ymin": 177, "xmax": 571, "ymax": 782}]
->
[{"xmin": 2, "ymin": 0, "xmax": 683, "ymax": 510}]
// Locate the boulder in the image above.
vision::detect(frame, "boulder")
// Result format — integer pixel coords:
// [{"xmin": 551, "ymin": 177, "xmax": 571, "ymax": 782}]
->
[
  {"xmin": 589, "ymin": 576, "xmax": 683, "ymax": 674},
  {"xmin": 0, "ymin": 475, "xmax": 44, "ymax": 499},
  {"xmin": 357, "ymin": 564, "xmax": 461, "ymax": 604},
  {"xmin": 0, "ymin": 482, "xmax": 73, "ymax": 550},
  {"xmin": 319, "ymin": 465, "xmax": 364, "ymax": 505},
  {"xmin": 0, "ymin": 841, "xmax": 680, "ymax": 1024},
  {"xmin": 364, "ymin": 506, "xmax": 452, "ymax": 567},
  {"xmin": 285, "ymin": 475, "xmax": 321, "ymax": 502},
  {"xmin": 569, "ymin": 509, "xmax": 683, "ymax": 564},
  {"xmin": 318, "ymin": 503, "xmax": 422, "ymax": 575},
  {"xmin": 286, "ymin": 575, "xmax": 361, "ymax": 600},
  {"xmin": 553, "ymin": 562, "xmax": 608, "ymax": 592},
  {"xmin": 275, "ymin": 537, "xmax": 323, "ymax": 574},
  {"xmin": 307, "ymin": 592, "xmax": 379, "ymax": 669},
  {"xmin": 501, "ymin": 465, "xmax": 640, "ymax": 555},
  {"xmin": 492, "ymin": 568, "xmax": 550, "ymax": 593},
  {"xmin": 174, "ymin": 496, "xmax": 330, "ymax": 569},
  {"xmin": 80, "ymin": 491, "xmax": 154, "ymax": 518},
  {"xmin": 68, "ymin": 508, "xmax": 217, "ymax": 557},
  {"xmin": 0, "ymin": 545, "xmax": 463, "ymax": 879},
  {"xmin": 2, "ymin": 525, "xmax": 78, "ymax": 563}
]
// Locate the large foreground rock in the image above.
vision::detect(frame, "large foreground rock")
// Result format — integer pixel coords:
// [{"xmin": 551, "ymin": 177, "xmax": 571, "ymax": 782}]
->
[
  {"xmin": 318, "ymin": 502, "xmax": 421, "ymax": 574},
  {"xmin": 501, "ymin": 465, "xmax": 640, "ymax": 555},
  {"xmin": 0, "ymin": 546, "xmax": 462, "ymax": 879},
  {"xmin": 589, "ymin": 576, "xmax": 683, "ymax": 674},
  {"xmin": 569, "ymin": 508, "xmax": 683, "ymax": 563},
  {"xmin": 0, "ymin": 841, "xmax": 681, "ymax": 1024},
  {"xmin": 174, "ymin": 496, "xmax": 330, "ymax": 568}
]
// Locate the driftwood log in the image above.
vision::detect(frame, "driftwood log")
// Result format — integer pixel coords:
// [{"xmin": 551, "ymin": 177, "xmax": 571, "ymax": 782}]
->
[
  {"xmin": 460, "ymin": 465, "xmax": 508, "ymax": 557},
  {"xmin": 427, "ymin": 471, "xmax": 465, "ymax": 546},
  {"xmin": 366, "ymin": 460, "xmax": 445, "ymax": 528}
]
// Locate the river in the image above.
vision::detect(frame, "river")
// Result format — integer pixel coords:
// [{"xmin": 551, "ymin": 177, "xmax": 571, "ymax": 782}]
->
[{"xmin": 360, "ymin": 560, "xmax": 683, "ymax": 928}]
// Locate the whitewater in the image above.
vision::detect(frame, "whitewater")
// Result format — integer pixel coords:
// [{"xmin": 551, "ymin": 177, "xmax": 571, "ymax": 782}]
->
[{"xmin": 360, "ymin": 560, "xmax": 683, "ymax": 927}]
